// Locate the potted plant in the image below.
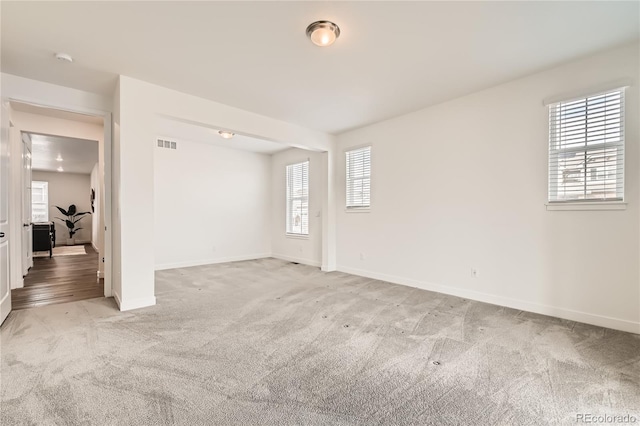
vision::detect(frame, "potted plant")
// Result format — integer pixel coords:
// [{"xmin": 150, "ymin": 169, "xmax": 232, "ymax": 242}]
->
[{"xmin": 55, "ymin": 204, "xmax": 91, "ymax": 246}]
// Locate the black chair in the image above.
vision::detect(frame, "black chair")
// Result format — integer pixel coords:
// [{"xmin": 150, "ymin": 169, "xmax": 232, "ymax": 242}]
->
[{"xmin": 33, "ymin": 222, "xmax": 55, "ymax": 258}]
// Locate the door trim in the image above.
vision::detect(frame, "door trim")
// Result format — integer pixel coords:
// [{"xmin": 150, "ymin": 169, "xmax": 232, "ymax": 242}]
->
[{"xmin": 0, "ymin": 102, "xmax": 12, "ymax": 324}]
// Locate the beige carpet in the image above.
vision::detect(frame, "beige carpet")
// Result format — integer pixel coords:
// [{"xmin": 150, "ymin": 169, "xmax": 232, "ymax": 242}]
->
[
  {"xmin": 1, "ymin": 258, "xmax": 639, "ymax": 425},
  {"xmin": 33, "ymin": 245, "xmax": 87, "ymax": 258}
]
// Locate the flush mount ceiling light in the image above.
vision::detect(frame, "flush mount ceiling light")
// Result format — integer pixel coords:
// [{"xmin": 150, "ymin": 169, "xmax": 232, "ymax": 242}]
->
[
  {"xmin": 306, "ymin": 21, "xmax": 340, "ymax": 47},
  {"xmin": 57, "ymin": 166, "xmax": 64, "ymax": 172},
  {"xmin": 55, "ymin": 52, "xmax": 73, "ymax": 63},
  {"xmin": 56, "ymin": 154, "xmax": 63, "ymax": 162},
  {"xmin": 218, "ymin": 130, "xmax": 235, "ymax": 139}
]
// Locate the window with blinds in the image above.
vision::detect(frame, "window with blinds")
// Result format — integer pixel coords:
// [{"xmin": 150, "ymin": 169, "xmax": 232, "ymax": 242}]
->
[
  {"xmin": 286, "ymin": 161, "xmax": 309, "ymax": 235},
  {"xmin": 346, "ymin": 146, "xmax": 371, "ymax": 209},
  {"xmin": 548, "ymin": 89, "xmax": 624, "ymax": 203},
  {"xmin": 31, "ymin": 181, "xmax": 49, "ymax": 222}
]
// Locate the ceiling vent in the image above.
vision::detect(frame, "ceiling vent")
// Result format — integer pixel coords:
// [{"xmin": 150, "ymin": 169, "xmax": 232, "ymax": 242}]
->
[{"xmin": 156, "ymin": 138, "xmax": 177, "ymax": 150}]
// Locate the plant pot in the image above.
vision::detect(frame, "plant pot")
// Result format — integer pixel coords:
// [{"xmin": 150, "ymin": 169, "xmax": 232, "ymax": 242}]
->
[{"xmin": 66, "ymin": 238, "xmax": 75, "ymax": 246}]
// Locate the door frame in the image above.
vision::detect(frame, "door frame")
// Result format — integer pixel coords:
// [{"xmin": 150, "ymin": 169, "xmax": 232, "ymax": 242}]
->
[
  {"xmin": 0, "ymin": 103, "xmax": 12, "ymax": 324},
  {"xmin": 21, "ymin": 132, "xmax": 33, "ymax": 277},
  {"xmin": 7, "ymin": 97, "xmax": 113, "ymax": 298}
]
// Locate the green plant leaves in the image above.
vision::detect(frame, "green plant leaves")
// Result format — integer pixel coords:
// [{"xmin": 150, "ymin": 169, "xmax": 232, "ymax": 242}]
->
[
  {"xmin": 55, "ymin": 206, "xmax": 69, "ymax": 216},
  {"xmin": 55, "ymin": 204, "xmax": 90, "ymax": 236}
]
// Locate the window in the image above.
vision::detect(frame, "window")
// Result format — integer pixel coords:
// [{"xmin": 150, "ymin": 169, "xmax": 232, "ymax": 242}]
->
[
  {"xmin": 286, "ymin": 161, "xmax": 309, "ymax": 235},
  {"xmin": 548, "ymin": 89, "xmax": 624, "ymax": 203},
  {"xmin": 32, "ymin": 181, "xmax": 49, "ymax": 222},
  {"xmin": 346, "ymin": 146, "xmax": 371, "ymax": 209}
]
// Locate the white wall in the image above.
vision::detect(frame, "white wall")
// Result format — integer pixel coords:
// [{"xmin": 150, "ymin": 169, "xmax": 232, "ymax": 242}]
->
[
  {"xmin": 271, "ymin": 148, "xmax": 323, "ymax": 267},
  {"xmin": 335, "ymin": 43, "xmax": 640, "ymax": 333},
  {"xmin": 90, "ymin": 163, "xmax": 100, "ymax": 250},
  {"xmin": 154, "ymin": 137, "xmax": 271, "ymax": 269},
  {"xmin": 32, "ymin": 171, "xmax": 93, "ymax": 245},
  {"xmin": 111, "ymin": 78, "xmax": 122, "ymax": 305}
]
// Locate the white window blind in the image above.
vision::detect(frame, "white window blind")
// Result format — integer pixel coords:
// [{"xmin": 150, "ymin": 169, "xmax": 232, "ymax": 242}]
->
[
  {"xmin": 286, "ymin": 161, "xmax": 309, "ymax": 235},
  {"xmin": 32, "ymin": 181, "xmax": 49, "ymax": 222},
  {"xmin": 548, "ymin": 89, "xmax": 624, "ymax": 202},
  {"xmin": 346, "ymin": 146, "xmax": 371, "ymax": 209}
]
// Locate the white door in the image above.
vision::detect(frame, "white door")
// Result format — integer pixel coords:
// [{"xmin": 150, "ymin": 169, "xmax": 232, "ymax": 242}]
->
[
  {"xmin": 21, "ymin": 133, "xmax": 32, "ymax": 276},
  {"xmin": 1, "ymin": 103, "xmax": 12, "ymax": 324}
]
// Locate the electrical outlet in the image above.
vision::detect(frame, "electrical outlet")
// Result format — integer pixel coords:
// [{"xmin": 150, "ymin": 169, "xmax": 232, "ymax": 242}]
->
[{"xmin": 471, "ymin": 268, "xmax": 479, "ymax": 278}]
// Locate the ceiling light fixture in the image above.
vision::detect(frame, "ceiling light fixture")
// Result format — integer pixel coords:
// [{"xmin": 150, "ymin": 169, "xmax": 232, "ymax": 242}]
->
[
  {"xmin": 56, "ymin": 154, "xmax": 63, "ymax": 162},
  {"xmin": 57, "ymin": 166, "xmax": 64, "ymax": 172},
  {"xmin": 218, "ymin": 130, "xmax": 235, "ymax": 139},
  {"xmin": 306, "ymin": 21, "xmax": 340, "ymax": 47},
  {"xmin": 55, "ymin": 52, "xmax": 73, "ymax": 63}
]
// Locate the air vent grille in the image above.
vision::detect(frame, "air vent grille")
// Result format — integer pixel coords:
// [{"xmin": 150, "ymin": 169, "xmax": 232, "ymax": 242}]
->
[{"xmin": 156, "ymin": 138, "xmax": 178, "ymax": 150}]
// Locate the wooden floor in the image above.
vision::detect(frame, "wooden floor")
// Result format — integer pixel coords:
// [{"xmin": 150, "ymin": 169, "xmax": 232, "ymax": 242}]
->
[{"xmin": 11, "ymin": 244, "xmax": 104, "ymax": 310}]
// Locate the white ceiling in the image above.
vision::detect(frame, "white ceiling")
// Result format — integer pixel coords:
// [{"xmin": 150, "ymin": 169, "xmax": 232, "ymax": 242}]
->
[
  {"xmin": 2, "ymin": 2, "xmax": 638, "ymax": 134},
  {"xmin": 29, "ymin": 133, "xmax": 99, "ymax": 174},
  {"xmin": 156, "ymin": 117, "xmax": 290, "ymax": 155}
]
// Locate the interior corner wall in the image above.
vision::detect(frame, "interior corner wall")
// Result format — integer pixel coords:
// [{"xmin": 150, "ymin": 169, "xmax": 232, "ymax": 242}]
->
[
  {"xmin": 154, "ymin": 137, "xmax": 271, "ymax": 270},
  {"xmin": 111, "ymin": 77, "xmax": 122, "ymax": 307},
  {"xmin": 271, "ymin": 148, "xmax": 324, "ymax": 267},
  {"xmin": 115, "ymin": 78, "xmax": 155, "ymax": 310},
  {"xmin": 32, "ymin": 171, "xmax": 93, "ymax": 245},
  {"xmin": 334, "ymin": 42, "xmax": 640, "ymax": 333}
]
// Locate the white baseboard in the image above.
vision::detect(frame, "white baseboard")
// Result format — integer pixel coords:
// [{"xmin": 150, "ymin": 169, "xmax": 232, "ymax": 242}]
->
[
  {"xmin": 337, "ymin": 265, "xmax": 640, "ymax": 334},
  {"xmin": 113, "ymin": 291, "xmax": 122, "ymax": 309},
  {"xmin": 155, "ymin": 253, "xmax": 271, "ymax": 271},
  {"xmin": 321, "ymin": 263, "xmax": 337, "ymax": 272},
  {"xmin": 271, "ymin": 253, "xmax": 321, "ymax": 268},
  {"xmin": 10, "ymin": 276, "xmax": 24, "ymax": 290},
  {"xmin": 118, "ymin": 295, "xmax": 156, "ymax": 311}
]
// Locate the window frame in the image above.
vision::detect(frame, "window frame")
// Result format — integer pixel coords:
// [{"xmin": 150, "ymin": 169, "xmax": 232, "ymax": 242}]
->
[
  {"xmin": 547, "ymin": 88, "xmax": 625, "ymax": 206},
  {"xmin": 345, "ymin": 145, "xmax": 372, "ymax": 212},
  {"xmin": 285, "ymin": 160, "xmax": 310, "ymax": 237},
  {"xmin": 31, "ymin": 180, "xmax": 49, "ymax": 222}
]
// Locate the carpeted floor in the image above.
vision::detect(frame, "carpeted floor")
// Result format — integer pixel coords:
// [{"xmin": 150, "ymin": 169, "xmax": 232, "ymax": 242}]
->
[{"xmin": 1, "ymin": 258, "xmax": 639, "ymax": 425}]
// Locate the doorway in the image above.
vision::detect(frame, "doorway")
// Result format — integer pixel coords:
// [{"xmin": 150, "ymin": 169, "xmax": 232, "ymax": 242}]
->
[{"xmin": 5, "ymin": 101, "xmax": 111, "ymax": 311}]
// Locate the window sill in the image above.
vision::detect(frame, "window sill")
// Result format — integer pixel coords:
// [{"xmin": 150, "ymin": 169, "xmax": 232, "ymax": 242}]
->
[
  {"xmin": 345, "ymin": 208, "xmax": 371, "ymax": 213},
  {"xmin": 546, "ymin": 202, "xmax": 627, "ymax": 211},
  {"xmin": 286, "ymin": 233, "xmax": 309, "ymax": 240}
]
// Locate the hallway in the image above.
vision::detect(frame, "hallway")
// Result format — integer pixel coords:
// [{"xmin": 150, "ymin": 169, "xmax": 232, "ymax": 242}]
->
[{"xmin": 11, "ymin": 244, "xmax": 104, "ymax": 310}]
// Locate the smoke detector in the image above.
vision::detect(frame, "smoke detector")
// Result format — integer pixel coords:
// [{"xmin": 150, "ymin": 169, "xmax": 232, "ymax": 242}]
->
[{"xmin": 55, "ymin": 53, "xmax": 73, "ymax": 63}]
